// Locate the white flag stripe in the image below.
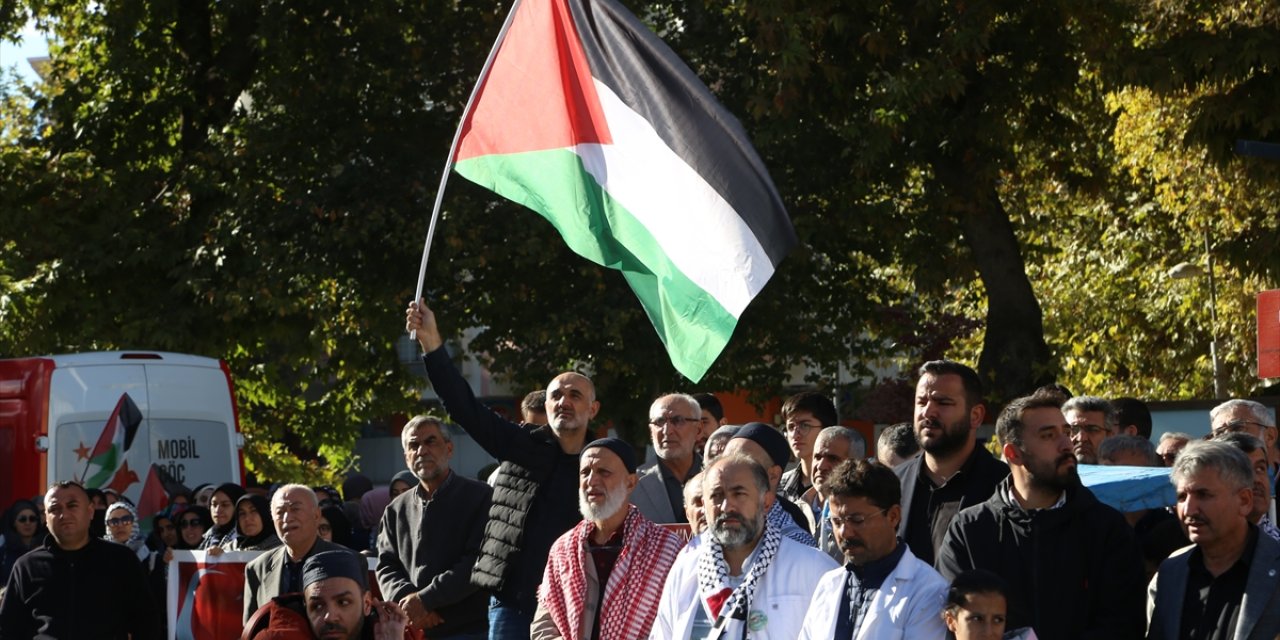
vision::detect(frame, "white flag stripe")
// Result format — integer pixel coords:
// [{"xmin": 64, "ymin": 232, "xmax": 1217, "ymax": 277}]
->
[{"xmin": 570, "ymin": 80, "xmax": 777, "ymax": 319}]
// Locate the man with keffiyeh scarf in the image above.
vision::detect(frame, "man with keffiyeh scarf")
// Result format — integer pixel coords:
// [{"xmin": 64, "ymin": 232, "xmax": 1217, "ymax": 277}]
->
[
  {"xmin": 533, "ymin": 438, "xmax": 681, "ymax": 640},
  {"xmin": 651, "ymin": 455, "xmax": 836, "ymax": 639}
]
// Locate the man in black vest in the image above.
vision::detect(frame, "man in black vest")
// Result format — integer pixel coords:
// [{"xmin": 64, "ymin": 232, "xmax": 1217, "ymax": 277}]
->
[{"xmin": 406, "ymin": 299, "xmax": 594, "ymax": 639}]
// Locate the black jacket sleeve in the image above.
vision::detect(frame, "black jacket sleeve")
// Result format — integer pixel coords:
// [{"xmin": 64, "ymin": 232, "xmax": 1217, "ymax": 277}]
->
[{"xmin": 423, "ymin": 348, "xmax": 545, "ymax": 466}]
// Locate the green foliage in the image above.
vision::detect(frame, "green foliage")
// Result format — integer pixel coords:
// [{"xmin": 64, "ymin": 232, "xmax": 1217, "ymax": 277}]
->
[{"xmin": 2, "ymin": 0, "xmax": 1278, "ymax": 485}]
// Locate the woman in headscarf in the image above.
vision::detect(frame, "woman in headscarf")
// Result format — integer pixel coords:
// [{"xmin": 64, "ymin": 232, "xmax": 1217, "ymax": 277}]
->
[
  {"xmin": 342, "ymin": 473, "xmax": 374, "ymax": 551},
  {"xmin": 103, "ymin": 501, "xmax": 150, "ymax": 562},
  {"xmin": 319, "ymin": 504, "xmax": 354, "ymax": 550},
  {"xmin": 359, "ymin": 485, "xmax": 393, "ymax": 550},
  {"xmin": 1, "ymin": 499, "xmax": 44, "ymax": 584},
  {"xmin": 228, "ymin": 494, "xmax": 280, "ymax": 552},
  {"xmin": 199, "ymin": 482, "xmax": 246, "ymax": 550},
  {"xmin": 175, "ymin": 506, "xmax": 211, "ymax": 551}
]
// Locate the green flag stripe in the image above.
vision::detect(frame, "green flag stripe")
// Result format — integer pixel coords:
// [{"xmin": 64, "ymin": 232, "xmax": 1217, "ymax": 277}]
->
[{"xmin": 456, "ymin": 148, "xmax": 738, "ymax": 381}]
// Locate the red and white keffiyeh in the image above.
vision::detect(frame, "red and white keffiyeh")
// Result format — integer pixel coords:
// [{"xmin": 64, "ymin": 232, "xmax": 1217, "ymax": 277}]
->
[{"xmin": 540, "ymin": 505, "xmax": 682, "ymax": 640}]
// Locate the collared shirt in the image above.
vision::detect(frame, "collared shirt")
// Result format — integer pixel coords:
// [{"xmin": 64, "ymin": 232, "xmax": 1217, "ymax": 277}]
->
[
  {"xmin": 905, "ymin": 448, "xmax": 984, "ymax": 566},
  {"xmin": 834, "ymin": 542, "xmax": 908, "ymax": 639},
  {"xmin": 658, "ymin": 456, "xmax": 702, "ymax": 524},
  {"xmin": 416, "ymin": 468, "xmax": 455, "ymax": 502},
  {"xmin": 1178, "ymin": 526, "xmax": 1258, "ymax": 640}
]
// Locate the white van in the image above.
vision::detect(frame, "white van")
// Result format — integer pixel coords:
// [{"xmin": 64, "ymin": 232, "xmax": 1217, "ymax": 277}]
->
[{"xmin": 0, "ymin": 351, "xmax": 243, "ymax": 512}]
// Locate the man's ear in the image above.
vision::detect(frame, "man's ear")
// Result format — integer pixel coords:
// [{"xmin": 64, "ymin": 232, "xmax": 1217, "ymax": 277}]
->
[
  {"xmin": 1121, "ymin": 424, "xmax": 1139, "ymax": 437},
  {"xmin": 363, "ymin": 591, "xmax": 374, "ymax": 616},
  {"xmin": 763, "ymin": 489, "xmax": 776, "ymax": 511},
  {"xmin": 1002, "ymin": 442, "xmax": 1022, "ymax": 466},
  {"xmin": 969, "ymin": 404, "xmax": 986, "ymax": 430}
]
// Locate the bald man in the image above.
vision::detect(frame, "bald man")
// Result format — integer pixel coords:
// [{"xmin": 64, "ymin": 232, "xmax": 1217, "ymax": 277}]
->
[{"xmin": 408, "ymin": 300, "xmax": 600, "ymax": 637}]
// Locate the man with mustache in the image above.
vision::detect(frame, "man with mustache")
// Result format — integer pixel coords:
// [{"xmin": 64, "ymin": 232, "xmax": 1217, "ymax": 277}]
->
[
  {"xmin": 809, "ymin": 426, "xmax": 868, "ymax": 562},
  {"xmin": 652, "ymin": 455, "xmax": 837, "ymax": 638},
  {"xmin": 1147, "ymin": 440, "xmax": 1280, "ymax": 640},
  {"xmin": 631, "ymin": 394, "xmax": 703, "ymax": 524},
  {"xmin": 799, "ymin": 459, "xmax": 949, "ymax": 639},
  {"xmin": 896, "ymin": 360, "xmax": 1009, "ymax": 566},
  {"xmin": 376, "ymin": 415, "xmax": 493, "ymax": 637},
  {"xmin": 407, "ymin": 300, "xmax": 599, "ymax": 638},
  {"xmin": 1062, "ymin": 395, "xmax": 1117, "ymax": 465},
  {"xmin": 532, "ymin": 438, "xmax": 681, "ymax": 640},
  {"xmin": 936, "ymin": 390, "xmax": 1145, "ymax": 640}
]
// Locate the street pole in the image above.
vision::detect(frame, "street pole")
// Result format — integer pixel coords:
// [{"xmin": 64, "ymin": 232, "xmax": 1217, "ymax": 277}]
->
[{"xmin": 1204, "ymin": 230, "xmax": 1226, "ymax": 399}]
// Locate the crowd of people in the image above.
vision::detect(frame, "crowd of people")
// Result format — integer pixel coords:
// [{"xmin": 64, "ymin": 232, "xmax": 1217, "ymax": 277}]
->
[{"xmin": 0, "ymin": 299, "xmax": 1277, "ymax": 640}]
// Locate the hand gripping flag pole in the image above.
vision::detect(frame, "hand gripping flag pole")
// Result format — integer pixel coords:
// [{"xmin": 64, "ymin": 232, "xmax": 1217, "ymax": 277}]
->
[{"xmin": 410, "ymin": 0, "xmax": 525, "ymax": 341}]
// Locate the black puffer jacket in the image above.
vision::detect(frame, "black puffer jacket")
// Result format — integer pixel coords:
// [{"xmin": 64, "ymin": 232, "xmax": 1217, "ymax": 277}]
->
[
  {"xmin": 423, "ymin": 348, "xmax": 582, "ymax": 612},
  {"xmin": 936, "ymin": 476, "xmax": 1146, "ymax": 640}
]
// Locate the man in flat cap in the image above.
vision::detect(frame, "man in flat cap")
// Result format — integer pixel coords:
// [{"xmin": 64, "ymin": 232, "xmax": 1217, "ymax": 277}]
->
[
  {"xmin": 722, "ymin": 422, "xmax": 818, "ymax": 545},
  {"xmin": 532, "ymin": 438, "xmax": 682, "ymax": 639},
  {"xmin": 243, "ymin": 550, "xmax": 412, "ymax": 640}
]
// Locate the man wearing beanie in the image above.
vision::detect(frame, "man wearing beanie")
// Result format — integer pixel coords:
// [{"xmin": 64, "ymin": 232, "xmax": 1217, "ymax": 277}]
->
[
  {"xmin": 722, "ymin": 423, "xmax": 818, "ymax": 545},
  {"xmin": 243, "ymin": 550, "xmax": 411, "ymax": 640},
  {"xmin": 532, "ymin": 438, "xmax": 682, "ymax": 640}
]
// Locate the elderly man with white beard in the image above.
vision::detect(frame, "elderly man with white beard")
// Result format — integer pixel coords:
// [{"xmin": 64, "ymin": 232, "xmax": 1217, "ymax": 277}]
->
[
  {"xmin": 652, "ymin": 455, "xmax": 838, "ymax": 639},
  {"xmin": 532, "ymin": 438, "xmax": 682, "ymax": 640}
]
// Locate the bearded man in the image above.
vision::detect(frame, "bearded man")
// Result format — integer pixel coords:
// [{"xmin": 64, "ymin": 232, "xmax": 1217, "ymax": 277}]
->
[
  {"xmin": 532, "ymin": 438, "xmax": 681, "ymax": 640},
  {"xmin": 894, "ymin": 360, "xmax": 1009, "ymax": 566},
  {"xmin": 652, "ymin": 455, "xmax": 837, "ymax": 638},
  {"xmin": 936, "ymin": 390, "xmax": 1145, "ymax": 640}
]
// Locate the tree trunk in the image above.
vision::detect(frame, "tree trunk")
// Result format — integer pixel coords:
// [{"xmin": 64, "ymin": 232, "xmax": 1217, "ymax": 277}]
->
[{"xmin": 933, "ymin": 157, "xmax": 1054, "ymax": 406}]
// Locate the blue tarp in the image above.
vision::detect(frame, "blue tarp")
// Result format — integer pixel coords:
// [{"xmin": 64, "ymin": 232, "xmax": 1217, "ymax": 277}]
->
[{"xmin": 1078, "ymin": 464, "xmax": 1176, "ymax": 512}]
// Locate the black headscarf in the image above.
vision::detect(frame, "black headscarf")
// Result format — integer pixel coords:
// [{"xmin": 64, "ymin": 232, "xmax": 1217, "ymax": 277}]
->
[
  {"xmin": 320, "ymin": 505, "xmax": 354, "ymax": 549},
  {"xmin": 233, "ymin": 493, "xmax": 279, "ymax": 549},
  {"xmin": 205, "ymin": 483, "xmax": 247, "ymax": 539},
  {"xmin": 174, "ymin": 506, "xmax": 211, "ymax": 550}
]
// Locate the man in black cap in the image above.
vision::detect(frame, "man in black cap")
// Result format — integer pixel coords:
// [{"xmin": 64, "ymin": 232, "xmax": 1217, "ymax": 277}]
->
[
  {"xmin": 243, "ymin": 550, "xmax": 410, "ymax": 640},
  {"xmin": 304, "ymin": 551, "xmax": 408, "ymax": 640},
  {"xmin": 722, "ymin": 422, "xmax": 818, "ymax": 545},
  {"xmin": 532, "ymin": 438, "xmax": 682, "ymax": 639}
]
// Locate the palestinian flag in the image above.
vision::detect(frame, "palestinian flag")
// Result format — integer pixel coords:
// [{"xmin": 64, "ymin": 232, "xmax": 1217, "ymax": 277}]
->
[
  {"xmin": 454, "ymin": 0, "xmax": 796, "ymax": 382},
  {"xmin": 136, "ymin": 464, "xmax": 187, "ymax": 518},
  {"xmin": 82, "ymin": 392, "xmax": 143, "ymax": 488}
]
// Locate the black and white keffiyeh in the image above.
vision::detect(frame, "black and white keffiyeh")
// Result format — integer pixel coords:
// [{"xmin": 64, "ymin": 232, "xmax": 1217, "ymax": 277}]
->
[{"xmin": 695, "ymin": 519, "xmax": 783, "ymax": 625}]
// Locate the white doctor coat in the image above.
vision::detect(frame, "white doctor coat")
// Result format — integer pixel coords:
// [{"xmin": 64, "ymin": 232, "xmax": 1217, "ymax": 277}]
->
[
  {"xmin": 798, "ymin": 545, "xmax": 948, "ymax": 640},
  {"xmin": 651, "ymin": 536, "xmax": 838, "ymax": 639}
]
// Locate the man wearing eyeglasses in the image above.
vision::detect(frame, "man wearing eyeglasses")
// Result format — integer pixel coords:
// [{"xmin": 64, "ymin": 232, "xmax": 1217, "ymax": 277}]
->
[
  {"xmin": 800, "ymin": 459, "xmax": 948, "ymax": 639},
  {"xmin": 631, "ymin": 394, "xmax": 703, "ymax": 524},
  {"xmin": 936, "ymin": 390, "xmax": 1145, "ymax": 640},
  {"xmin": 1210, "ymin": 399, "xmax": 1278, "ymax": 468},
  {"xmin": 0, "ymin": 481, "xmax": 161, "ymax": 639},
  {"xmin": 1062, "ymin": 396, "xmax": 1117, "ymax": 465},
  {"xmin": 779, "ymin": 391, "xmax": 840, "ymax": 506}
]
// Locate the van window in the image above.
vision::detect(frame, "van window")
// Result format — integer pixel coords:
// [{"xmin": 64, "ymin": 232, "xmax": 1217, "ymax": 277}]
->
[{"xmin": 55, "ymin": 418, "xmax": 234, "ymax": 497}]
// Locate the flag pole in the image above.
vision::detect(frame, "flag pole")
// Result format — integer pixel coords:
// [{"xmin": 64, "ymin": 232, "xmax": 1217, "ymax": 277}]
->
[{"xmin": 411, "ymin": 0, "xmax": 525, "ymax": 339}]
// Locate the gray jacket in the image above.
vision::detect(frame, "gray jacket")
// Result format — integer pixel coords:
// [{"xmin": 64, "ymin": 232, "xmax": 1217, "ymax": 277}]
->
[
  {"xmin": 1147, "ymin": 530, "xmax": 1280, "ymax": 640},
  {"xmin": 630, "ymin": 463, "xmax": 678, "ymax": 524},
  {"xmin": 242, "ymin": 537, "xmax": 348, "ymax": 623}
]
